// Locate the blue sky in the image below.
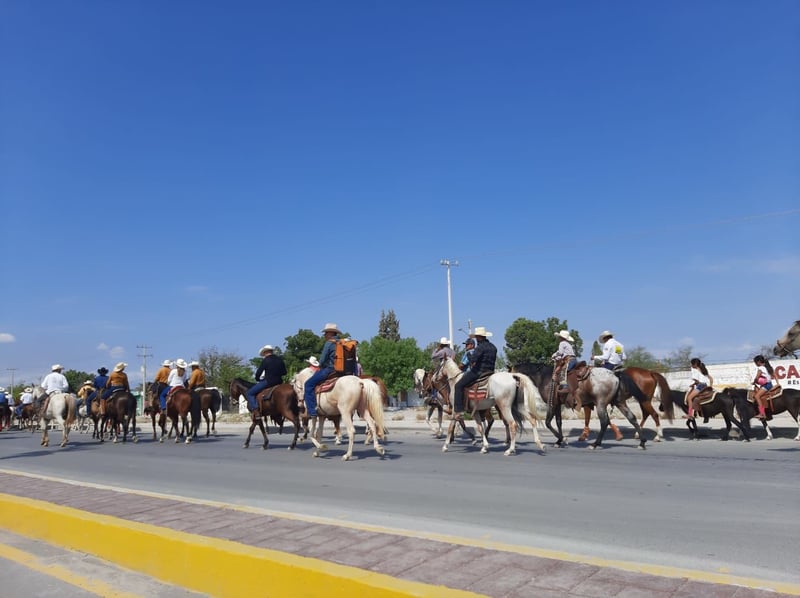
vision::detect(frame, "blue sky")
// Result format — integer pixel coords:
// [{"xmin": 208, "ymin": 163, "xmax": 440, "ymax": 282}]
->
[{"xmin": 1, "ymin": 1, "xmax": 798, "ymax": 387}]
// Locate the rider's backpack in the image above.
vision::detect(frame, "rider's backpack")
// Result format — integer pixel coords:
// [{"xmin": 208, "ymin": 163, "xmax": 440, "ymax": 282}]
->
[{"xmin": 333, "ymin": 339, "xmax": 358, "ymax": 375}]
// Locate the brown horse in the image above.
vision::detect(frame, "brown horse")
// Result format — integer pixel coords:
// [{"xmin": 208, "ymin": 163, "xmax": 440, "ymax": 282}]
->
[
  {"xmin": 145, "ymin": 382, "xmax": 167, "ymax": 440},
  {"xmin": 16, "ymin": 403, "xmax": 38, "ymax": 432},
  {"xmin": 192, "ymin": 387, "xmax": 222, "ymax": 438},
  {"xmin": 229, "ymin": 378, "xmax": 302, "ymax": 450},
  {"xmin": 620, "ymin": 367, "xmax": 674, "ymax": 441},
  {"xmin": 98, "ymin": 390, "xmax": 138, "ymax": 444},
  {"xmin": 422, "ymin": 366, "xmax": 483, "ymax": 443},
  {"xmin": 161, "ymin": 387, "xmax": 194, "ymax": 444}
]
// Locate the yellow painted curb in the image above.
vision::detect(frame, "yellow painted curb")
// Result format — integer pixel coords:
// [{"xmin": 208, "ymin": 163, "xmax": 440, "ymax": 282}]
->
[{"xmin": 0, "ymin": 493, "xmax": 482, "ymax": 598}]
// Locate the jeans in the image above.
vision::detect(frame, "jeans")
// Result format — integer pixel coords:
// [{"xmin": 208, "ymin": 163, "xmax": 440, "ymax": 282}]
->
[
  {"xmin": 246, "ymin": 379, "xmax": 269, "ymax": 411},
  {"xmin": 102, "ymin": 386, "xmax": 124, "ymax": 400},
  {"xmin": 304, "ymin": 367, "xmax": 333, "ymax": 416},
  {"xmin": 453, "ymin": 370, "xmax": 479, "ymax": 412}
]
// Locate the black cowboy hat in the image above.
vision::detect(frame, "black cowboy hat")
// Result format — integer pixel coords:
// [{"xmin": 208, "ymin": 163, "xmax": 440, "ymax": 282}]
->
[{"xmin": 97, "ymin": 367, "xmax": 109, "ymax": 375}]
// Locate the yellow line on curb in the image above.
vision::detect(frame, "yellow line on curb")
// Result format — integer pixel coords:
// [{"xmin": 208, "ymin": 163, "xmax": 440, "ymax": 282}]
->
[
  {"xmin": 0, "ymin": 541, "xmax": 141, "ymax": 597},
  {"xmin": 0, "ymin": 492, "xmax": 481, "ymax": 598},
  {"xmin": 2, "ymin": 469, "xmax": 799, "ymax": 596}
]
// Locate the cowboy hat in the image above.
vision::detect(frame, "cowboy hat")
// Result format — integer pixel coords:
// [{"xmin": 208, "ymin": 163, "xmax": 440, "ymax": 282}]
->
[
  {"xmin": 24, "ymin": 387, "xmax": 32, "ymax": 393},
  {"xmin": 83, "ymin": 380, "xmax": 93, "ymax": 385},
  {"xmin": 175, "ymin": 359, "xmax": 188, "ymax": 369},
  {"xmin": 259, "ymin": 345, "xmax": 274, "ymax": 354},
  {"xmin": 321, "ymin": 322, "xmax": 342, "ymax": 334},
  {"xmin": 51, "ymin": 364, "xmax": 64, "ymax": 371},
  {"xmin": 473, "ymin": 326, "xmax": 493, "ymax": 337},
  {"xmin": 161, "ymin": 359, "xmax": 172, "ymax": 367},
  {"xmin": 306, "ymin": 356, "xmax": 320, "ymax": 367},
  {"xmin": 555, "ymin": 330, "xmax": 575, "ymax": 343},
  {"xmin": 190, "ymin": 360, "xmax": 200, "ymax": 367},
  {"xmin": 438, "ymin": 337, "xmax": 450, "ymax": 345},
  {"xmin": 0, "ymin": 387, "xmax": 5, "ymax": 393},
  {"xmin": 97, "ymin": 367, "xmax": 109, "ymax": 375},
  {"xmin": 598, "ymin": 330, "xmax": 614, "ymax": 342},
  {"xmin": 113, "ymin": 362, "xmax": 127, "ymax": 372}
]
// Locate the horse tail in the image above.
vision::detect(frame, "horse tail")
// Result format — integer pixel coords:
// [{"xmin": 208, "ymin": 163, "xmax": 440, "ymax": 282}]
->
[
  {"xmin": 362, "ymin": 380, "xmax": 386, "ymax": 440},
  {"xmin": 654, "ymin": 373, "xmax": 674, "ymax": 422},
  {"xmin": 211, "ymin": 389, "xmax": 222, "ymax": 413},
  {"xmin": 511, "ymin": 373, "xmax": 545, "ymax": 424},
  {"xmin": 64, "ymin": 394, "xmax": 77, "ymax": 428}
]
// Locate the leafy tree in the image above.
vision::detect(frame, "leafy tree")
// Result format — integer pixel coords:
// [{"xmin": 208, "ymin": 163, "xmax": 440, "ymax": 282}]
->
[
  {"xmin": 197, "ymin": 346, "xmax": 252, "ymax": 389},
  {"xmin": 660, "ymin": 345, "xmax": 699, "ymax": 371},
  {"xmin": 503, "ymin": 317, "xmax": 583, "ymax": 366},
  {"xmin": 378, "ymin": 309, "xmax": 401, "ymax": 341},
  {"xmin": 283, "ymin": 329, "xmax": 325, "ymax": 377},
  {"xmin": 64, "ymin": 369, "xmax": 92, "ymax": 393},
  {"xmin": 624, "ymin": 346, "xmax": 664, "ymax": 371},
  {"xmin": 358, "ymin": 337, "xmax": 428, "ymax": 396}
]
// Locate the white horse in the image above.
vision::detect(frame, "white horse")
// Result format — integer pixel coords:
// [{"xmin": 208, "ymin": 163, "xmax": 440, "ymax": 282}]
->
[
  {"xmin": 292, "ymin": 370, "xmax": 386, "ymax": 461},
  {"xmin": 292, "ymin": 367, "xmax": 343, "ymax": 446},
  {"xmin": 774, "ymin": 320, "xmax": 800, "ymax": 357},
  {"xmin": 433, "ymin": 357, "xmax": 546, "ymax": 455},
  {"xmin": 33, "ymin": 386, "xmax": 77, "ymax": 447}
]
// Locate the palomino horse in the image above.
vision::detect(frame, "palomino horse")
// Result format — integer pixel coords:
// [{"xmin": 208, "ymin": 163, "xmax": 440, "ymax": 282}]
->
[
  {"xmin": 571, "ymin": 364, "xmax": 648, "ymax": 450},
  {"xmin": 662, "ymin": 388, "xmax": 750, "ymax": 441},
  {"xmin": 98, "ymin": 390, "xmax": 138, "ymax": 444},
  {"xmin": 292, "ymin": 370, "xmax": 386, "ymax": 460},
  {"xmin": 192, "ymin": 387, "xmax": 222, "ymax": 438},
  {"xmin": 76, "ymin": 384, "xmax": 102, "ymax": 437},
  {"xmin": 33, "ymin": 387, "xmax": 77, "ymax": 448},
  {"xmin": 773, "ymin": 320, "xmax": 800, "ymax": 358},
  {"xmin": 722, "ymin": 387, "xmax": 800, "ymax": 441},
  {"xmin": 229, "ymin": 378, "xmax": 302, "ymax": 450},
  {"xmin": 433, "ymin": 357, "xmax": 546, "ymax": 455}
]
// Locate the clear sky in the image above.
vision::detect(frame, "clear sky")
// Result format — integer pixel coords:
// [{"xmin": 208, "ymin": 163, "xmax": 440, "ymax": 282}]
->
[{"xmin": 1, "ymin": 1, "xmax": 798, "ymax": 387}]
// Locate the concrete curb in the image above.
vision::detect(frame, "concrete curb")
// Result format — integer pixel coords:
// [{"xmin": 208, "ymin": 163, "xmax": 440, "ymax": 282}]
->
[{"xmin": 0, "ymin": 492, "xmax": 481, "ymax": 598}]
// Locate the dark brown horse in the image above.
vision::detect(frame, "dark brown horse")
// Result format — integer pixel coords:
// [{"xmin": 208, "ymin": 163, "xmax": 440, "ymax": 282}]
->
[
  {"xmin": 619, "ymin": 367, "xmax": 674, "ymax": 441},
  {"xmin": 191, "ymin": 387, "xmax": 222, "ymax": 438},
  {"xmin": 161, "ymin": 387, "xmax": 194, "ymax": 444},
  {"xmin": 722, "ymin": 387, "xmax": 800, "ymax": 441},
  {"xmin": 229, "ymin": 378, "xmax": 302, "ymax": 450},
  {"xmin": 663, "ymin": 387, "xmax": 750, "ymax": 441},
  {"xmin": 98, "ymin": 390, "xmax": 138, "ymax": 444},
  {"xmin": 145, "ymin": 382, "xmax": 168, "ymax": 440},
  {"xmin": 0, "ymin": 402, "xmax": 11, "ymax": 431},
  {"xmin": 511, "ymin": 363, "xmax": 575, "ymax": 447}
]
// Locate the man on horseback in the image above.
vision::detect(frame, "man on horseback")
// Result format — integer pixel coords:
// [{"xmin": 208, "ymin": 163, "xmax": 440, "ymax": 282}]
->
[
  {"xmin": 102, "ymin": 363, "xmax": 130, "ymax": 400},
  {"xmin": 461, "ymin": 338, "xmax": 475, "ymax": 370},
  {"xmin": 552, "ymin": 330, "xmax": 578, "ymax": 407},
  {"xmin": 0, "ymin": 387, "xmax": 8, "ymax": 430},
  {"xmin": 246, "ymin": 345, "xmax": 287, "ymax": 411},
  {"xmin": 16, "ymin": 387, "xmax": 33, "ymax": 421},
  {"xmin": 40, "ymin": 364, "xmax": 70, "ymax": 415},
  {"xmin": 85, "ymin": 366, "xmax": 109, "ymax": 417},
  {"xmin": 431, "ymin": 337, "xmax": 455, "ymax": 362},
  {"xmin": 161, "ymin": 359, "xmax": 188, "ymax": 410},
  {"xmin": 452, "ymin": 326, "xmax": 497, "ymax": 419},
  {"xmin": 594, "ymin": 331, "xmax": 626, "ymax": 370},
  {"xmin": 303, "ymin": 323, "xmax": 341, "ymax": 418},
  {"xmin": 188, "ymin": 360, "xmax": 206, "ymax": 392}
]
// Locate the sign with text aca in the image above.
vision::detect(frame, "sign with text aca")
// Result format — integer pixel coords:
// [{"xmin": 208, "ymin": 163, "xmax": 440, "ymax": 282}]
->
[{"xmin": 773, "ymin": 359, "xmax": 800, "ymax": 388}]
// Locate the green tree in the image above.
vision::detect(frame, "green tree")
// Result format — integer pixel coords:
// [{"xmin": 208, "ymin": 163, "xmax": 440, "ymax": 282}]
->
[
  {"xmin": 624, "ymin": 346, "xmax": 664, "ymax": 371},
  {"xmin": 660, "ymin": 345, "xmax": 699, "ymax": 371},
  {"xmin": 64, "ymin": 369, "xmax": 92, "ymax": 393},
  {"xmin": 283, "ymin": 329, "xmax": 325, "ymax": 377},
  {"xmin": 378, "ymin": 309, "xmax": 401, "ymax": 341},
  {"xmin": 197, "ymin": 346, "xmax": 252, "ymax": 389},
  {"xmin": 503, "ymin": 317, "xmax": 583, "ymax": 366},
  {"xmin": 358, "ymin": 337, "xmax": 428, "ymax": 396}
]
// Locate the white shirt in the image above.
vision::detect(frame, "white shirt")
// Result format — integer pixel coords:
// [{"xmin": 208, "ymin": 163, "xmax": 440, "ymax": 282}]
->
[
  {"xmin": 167, "ymin": 369, "xmax": 187, "ymax": 387},
  {"xmin": 41, "ymin": 372, "xmax": 69, "ymax": 394},
  {"xmin": 595, "ymin": 339, "xmax": 625, "ymax": 365},
  {"xmin": 756, "ymin": 365, "xmax": 773, "ymax": 385},
  {"xmin": 690, "ymin": 367, "xmax": 710, "ymax": 386},
  {"xmin": 21, "ymin": 392, "xmax": 33, "ymax": 405},
  {"xmin": 552, "ymin": 340, "xmax": 576, "ymax": 361}
]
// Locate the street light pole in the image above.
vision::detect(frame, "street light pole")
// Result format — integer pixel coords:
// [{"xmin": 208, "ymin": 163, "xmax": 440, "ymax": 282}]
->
[
  {"xmin": 6, "ymin": 368, "xmax": 16, "ymax": 400},
  {"xmin": 440, "ymin": 259, "xmax": 459, "ymax": 349}
]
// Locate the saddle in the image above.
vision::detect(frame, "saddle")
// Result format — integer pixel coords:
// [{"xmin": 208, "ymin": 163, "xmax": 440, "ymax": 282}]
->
[
  {"xmin": 256, "ymin": 385, "xmax": 278, "ymax": 403},
  {"xmin": 464, "ymin": 372, "xmax": 493, "ymax": 403},
  {"xmin": 747, "ymin": 385, "xmax": 783, "ymax": 403},
  {"xmin": 315, "ymin": 372, "xmax": 345, "ymax": 395}
]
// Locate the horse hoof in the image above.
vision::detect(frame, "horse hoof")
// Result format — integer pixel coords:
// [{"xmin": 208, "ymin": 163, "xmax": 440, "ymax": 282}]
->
[
  {"xmin": 654, "ymin": 436, "xmax": 662, "ymax": 442},
  {"xmin": 638, "ymin": 445, "xmax": 646, "ymax": 450},
  {"xmin": 503, "ymin": 448, "xmax": 515, "ymax": 456},
  {"xmin": 133, "ymin": 436, "xmax": 139, "ymax": 443},
  {"xmin": 480, "ymin": 447, "xmax": 489, "ymax": 454},
  {"xmin": 313, "ymin": 450, "xmax": 320, "ymax": 458},
  {"xmin": 441, "ymin": 445, "xmax": 448, "ymax": 453},
  {"xmin": 159, "ymin": 438, "xmax": 164, "ymax": 444},
  {"xmin": 634, "ymin": 432, "xmax": 640, "ymax": 439},
  {"xmin": 588, "ymin": 445, "xmax": 597, "ymax": 451},
  {"xmin": 113, "ymin": 438, "xmax": 118, "ymax": 444},
  {"xmin": 335, "ymin": 439, "xmax": 342, "ymax": 446},
  {"xmin": 342, "ymin": 454, "xmax": 351, "ymax": 461},
  {"xmin": 376, "ymin": 446, "xmax": 385, "ymax": 457}
]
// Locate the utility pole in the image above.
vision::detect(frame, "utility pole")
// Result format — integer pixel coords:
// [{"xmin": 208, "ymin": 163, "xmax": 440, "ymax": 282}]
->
[
  {"xmin": 137, "ymin": 345, "xmax": 152, "ymax": 398},
  {"xmin": 6, "ymin": 368, "xmax": 16, "ymax": 400},
  {"xmin": 440, "ymin": 259, "xmax": 459, "ymax": 349}
]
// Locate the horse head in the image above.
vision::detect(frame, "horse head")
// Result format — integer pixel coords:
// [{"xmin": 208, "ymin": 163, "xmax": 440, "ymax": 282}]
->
[{"xmin": 773, "ymin": 320, "xmax": 800, "ymax": 358}]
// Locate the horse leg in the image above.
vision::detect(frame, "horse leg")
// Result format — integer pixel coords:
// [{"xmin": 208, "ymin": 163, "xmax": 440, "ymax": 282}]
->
[
  {"xmin": 243, "ymin": 413, "xmax": 258, "ymax": 448},
  {"xmin": 310, "ymin": 415, "xmax": 329, "ymax": 457},
  {"xmin": 640, "ymin": 401, "xmax": 662, "ymax": 442},
  {"xmin": 257, "ymin": 414, "xmax": 268, "ymax": 450},
  {"xmin": 579, "ymin": 406, "xmax": 592, "ymax": 442},
  {"xmin": 615, "ymin": 401, "xmax": 647, "ymax": 450},
  {"xmin": 60, "ymin": 417, "xmax": 69, "ymax": 447},
  {"xmin": 545, "ymin": 407, "xmax": 564, "ymax": 447},
  {"xmin": 473, "ymin": 412, "xmax": 490, "ymax": 453},
  {"xmin": 590, "ymin": 405, "xmax": 610, "ymax": 450},
  {"xmin": 211, "ymin": 410, "xmax": 217, "ymax": 436},
  {"xmin": 442, "ymin": 417, "xmax": 459, "ymax": 453},
  {"xmin": 288, "ymin": 413, "xmax": 301, "ymax": 450},
  {"xmin": 182, "ymin": 414, "xmax": 191, "ymax": 444},
  {"xmin": 340, "ymin": 410, "xmax": 357, "ymax": 461}
]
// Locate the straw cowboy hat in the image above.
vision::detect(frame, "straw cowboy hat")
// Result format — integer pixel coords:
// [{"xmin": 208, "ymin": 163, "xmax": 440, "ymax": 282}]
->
[
  {"xmin": 259, "ymin": 345, "xmax": 274, "ymax": 355},
  {"xmin": 190, "ymin": 360, "xmax": 200, "ymax": 367},
  {"xmin": 24, "ymin": 387, "xmax": 33, "ymax": 393},
  {"xmin": 113, "ymin": 362, "xmax": 127, "ymax": 372},
  {"xmin": 0, "ymin": 387, "xmax": 5, "ymax": 393},
  {"xmin": 555, "ymin": 330, "xmax": 575, "ymax": 343},
  {"xmin": 598, "ymin": 330, "xmax": 614, "ymax": 342},
  {"xmin": 473, "ymin": 326, "xmax": 493, "ymax": 337},
  {"xmin": 438, "ymin": 337, "xmax": 450, "ymax": 345},
  {"xmin": 306, "ymin": 356, "xmax": 320, "ymax": 367},
  {"xmin": 161, "ymin": 359, "xmax": 172, "ymax": 367},
  {"xmin": 51, "ymin": 364, "xmax": 64, "ymax": 371},
  {"xmin": 321, "ymin": 323, "xmax": 342, "ymax": 335},
  {"xmin": 175, "ymin": 359, "xmax": 188, "ymax": 369}
]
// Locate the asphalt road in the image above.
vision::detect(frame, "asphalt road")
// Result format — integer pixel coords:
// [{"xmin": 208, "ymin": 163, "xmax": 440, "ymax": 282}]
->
[{"xmin": 1, "ymin": 416, "xmax": 799, "ymax": 587}]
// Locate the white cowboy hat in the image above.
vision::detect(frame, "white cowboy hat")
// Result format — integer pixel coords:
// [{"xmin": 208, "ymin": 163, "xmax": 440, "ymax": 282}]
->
[
  {"xmin": 473, "ymin": 326, "xmax": 493, "ymax": 337},
  {"xmin": 438, "ymin": 337, "xmax": 450, "ymax": 345},
  {"xmin": 190, "ymin": 360, "xmax": 200, "ymax": 367},
  {"xmin": 113, "ymin": 362, "xmax": 127, "ymax": 372},
  {"xmin": 51, "ymin": 364, "xmax": 64, "ymax": 371},
  {"xmin": 24, "ymin": 387, "xmax": 32, "ymax": 393},
  {"xmin": 321, "ymin": 322, "xmax": 342, "ymax": 334},
  {"xmin": 0, "ymin": 387, "xmax": 5, "ymax": 393},
  {"xmin": 306, "ymin": 356, "xmax": 320, "ymax": 367},
  {"xmin": 259, "ymin": 345, "xmax": 274, "ymax": 354},
  {"xmin": 161, "ymin": 359, "xmax": 172, "ymax": 367},
  {"xmin": 598, "ymin": 330, "xmax": 614, "ymax": 342},
  {"xmin": 83, "ymin": 380, "xmax": 92, "ymax": 385},
  {"xmin": 175, "ymin": 359, "xmax": 188, "ymax": 369},
  {"xmin": 555, "ymin": 330, "xmax": 575, "ymax": 343}
]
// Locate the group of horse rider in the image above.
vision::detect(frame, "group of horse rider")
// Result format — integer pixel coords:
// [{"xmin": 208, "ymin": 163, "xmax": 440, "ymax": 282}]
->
[{"xmin": 151, "ymin": 359, "xmax": 207, "ymax": 411}]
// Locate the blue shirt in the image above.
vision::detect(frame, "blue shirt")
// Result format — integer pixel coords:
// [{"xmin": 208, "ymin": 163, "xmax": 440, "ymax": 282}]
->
[
  {"xmin": 94, "ymin": 374, "xmax": 109, "ymax": 389},
  {"xmin": 319, "ymin": 338, "xmax": 337, "ymax": 369},
  {"xmin": 0, "ymin": 392, "xmax": 6, "ymax": 404}
]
